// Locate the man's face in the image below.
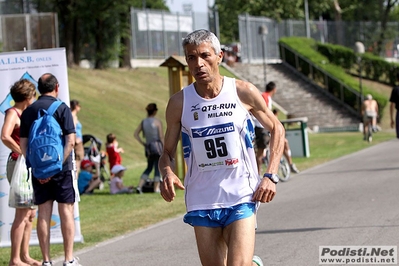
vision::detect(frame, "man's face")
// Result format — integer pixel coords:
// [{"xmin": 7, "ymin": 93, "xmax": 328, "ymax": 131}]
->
[{"xmin": 185, "ymin": 42, "xmax": 223, "ymax": 85}]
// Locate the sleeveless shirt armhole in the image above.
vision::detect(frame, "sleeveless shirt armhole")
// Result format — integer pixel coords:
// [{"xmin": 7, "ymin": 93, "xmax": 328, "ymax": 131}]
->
[{"xmin": 8, "ymin": 107, "xmax": 21, "ymax": 118}]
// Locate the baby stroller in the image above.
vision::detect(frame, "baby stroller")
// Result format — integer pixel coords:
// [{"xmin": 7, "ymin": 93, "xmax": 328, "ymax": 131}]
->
[{"xmin": 82, "ymin": 134, "xmax": 110, "ymax": 182}]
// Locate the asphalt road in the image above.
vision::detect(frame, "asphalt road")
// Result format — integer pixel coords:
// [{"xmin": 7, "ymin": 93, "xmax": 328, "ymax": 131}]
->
[{"xmin": 53, "ymin": 139, "xmax": 399, "ymax": 266}]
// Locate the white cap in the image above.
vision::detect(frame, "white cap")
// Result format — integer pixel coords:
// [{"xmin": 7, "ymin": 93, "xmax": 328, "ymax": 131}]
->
[{"xmin": 111, "ymin": 164, "xmax": 127, "ymax": 174}]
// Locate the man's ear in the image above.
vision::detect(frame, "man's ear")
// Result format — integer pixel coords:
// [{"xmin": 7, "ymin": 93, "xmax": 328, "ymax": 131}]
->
[{"xmin": 218, "ymin": 51, "xmax": 224, "ymax": 64}]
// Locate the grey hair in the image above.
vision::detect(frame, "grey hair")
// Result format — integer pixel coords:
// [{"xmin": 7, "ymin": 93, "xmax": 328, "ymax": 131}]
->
[{"xmin": 182, "ymin": 29, "xmax": 221, "ymax": 55}]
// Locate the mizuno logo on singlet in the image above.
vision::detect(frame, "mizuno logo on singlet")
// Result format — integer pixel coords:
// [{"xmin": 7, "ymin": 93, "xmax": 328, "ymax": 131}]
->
[
  {"xmin": 191, "ymin": 103, "xmax": 200, "ymax": 111},
  {"xmin": 192, "ymin": 122, "xmax": 235, "ymax": 138}
]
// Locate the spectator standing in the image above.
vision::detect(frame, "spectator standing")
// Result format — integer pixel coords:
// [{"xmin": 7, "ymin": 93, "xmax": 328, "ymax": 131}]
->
[
  {"xmin": 70, "ymin": 100, "xmax": 84, "ymax": 176},
  {"xmin": 159, "ymin": 29, "xmax": 285, "ymax": 266},
  {"xmin": 254, "ymin": 82, "xmax": 299, "ymax": 175},
  {"xmin": 133, "ymin": 103, "xmax": 164, "ymax": 193},
  {"xmin": 109, "ymin": 165, "xmax": 134, "ymax": 194},
  {"xmin": 389, "ymin": 73, "xmax": 399, "ymax": 138},
  {"xmin": 1, "ymin": 79, "xmax": 41, "ymax": 266},
  {"xmin": 19, "ymin": 73, "xmax": 80, "ymax": 266},
  {"xmin": 106, "ymin": 133, "xmax": 124, "ymax": 172}
]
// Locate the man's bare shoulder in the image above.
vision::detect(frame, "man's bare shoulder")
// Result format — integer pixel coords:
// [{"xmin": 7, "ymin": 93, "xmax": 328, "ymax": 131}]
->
[
  {"xmin": 166, "ymin": 90, "xmax": 184, "ymax": 115},
  {"xmin": 235, "ymin": 79, "xmax": 261, "ymax": 99},
  {"xmin": 235, "ymin": 79, "xmax": 254, "ymax": 90}
]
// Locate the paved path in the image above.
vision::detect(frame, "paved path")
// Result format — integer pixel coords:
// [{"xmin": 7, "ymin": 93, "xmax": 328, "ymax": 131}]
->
[{"xmin": 54, "ymin": 139, "xmax": 399, "ymax": 266}]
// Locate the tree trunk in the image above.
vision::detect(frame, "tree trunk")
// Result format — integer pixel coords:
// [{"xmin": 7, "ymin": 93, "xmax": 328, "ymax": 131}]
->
[
  {"xmin": 119, "ymin": 7, "xmax": 132, "ymax": 68},
  {"xmin": 57, "ymin": 1, "xmax": 75, "ymax": 67},
  {"xmin": 333, "ymin": 0, "xmax": 344, "ymax": 46},
  {"xmin": 375, "ymin": 0, "xmax": 398, "ymax": 56},
  {"xmin": 73, "ymin": 17, "xmax": 81, "ymax": 66},
  {"xmin": 95, "ymin": 19, "xmax": 105, "ymax": 69}
]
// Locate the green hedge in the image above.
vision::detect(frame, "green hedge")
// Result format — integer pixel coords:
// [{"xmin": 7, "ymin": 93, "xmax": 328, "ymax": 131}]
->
[
  {"xmin": 316, "ymin": 41, "xmax": 399, "ymax": 85},
  {"xmin": 279, "ymin": 37, "xmax": 388, "ymax": 119}
]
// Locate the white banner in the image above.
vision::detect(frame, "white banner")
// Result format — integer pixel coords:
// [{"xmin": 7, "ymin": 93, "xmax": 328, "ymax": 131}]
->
[
  {"xmin": 0, "ymin": 48, "xmax": 83, "ymax": 247},
  {"xmin": 137, "ymin": 12, "xmax": 193, "ymax": 32}
]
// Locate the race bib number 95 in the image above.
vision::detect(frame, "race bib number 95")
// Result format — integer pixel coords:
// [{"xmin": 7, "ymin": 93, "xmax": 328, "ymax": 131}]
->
[{"xmin": 191, "ymin": 122, "xmax": 240, "ymax": 171}]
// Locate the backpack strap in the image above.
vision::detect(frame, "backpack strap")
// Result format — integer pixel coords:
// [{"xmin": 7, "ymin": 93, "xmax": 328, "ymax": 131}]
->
[{"xmin": 47, "ymin": 100, "xmax": 63, "ymax": 116}]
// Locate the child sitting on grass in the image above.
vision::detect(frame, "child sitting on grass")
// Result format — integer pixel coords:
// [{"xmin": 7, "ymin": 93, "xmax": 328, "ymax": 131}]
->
[
  {"xmin": 78, "ymin": 159, "xmax": 102, "ymax": 195},
  {"xmin": 110, "ymin": 164, "xmax": 134, "ymax": 194}
]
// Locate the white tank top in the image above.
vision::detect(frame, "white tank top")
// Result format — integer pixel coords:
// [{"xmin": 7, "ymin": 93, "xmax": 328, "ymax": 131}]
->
[{"xmin": 181, "ymin": 77, "xmax": 259, "ymax": 212}]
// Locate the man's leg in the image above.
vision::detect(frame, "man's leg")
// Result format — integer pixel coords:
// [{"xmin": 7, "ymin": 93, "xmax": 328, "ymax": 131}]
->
[
  {"xmin": 194, "ymin": 226, "xmax": 227, "ymax": 266},
  {"xmin": 372, "ymin": 116, "xmax": 377, "ymax": 130},
  {"xmin": 37, "ymin": 201, "xmax": 54, "ymax": 263},
  {"xmin": 58, "ymin": 203, "xmax": 75, "ymax": 262},
  {"xmin": 284, "ymin": 139, "xmax": 300, "ymax": 173},
  {"xmin": 193, "ymin": 215, "xmax": 258, "ymax": 266},
  {"xmin": 363, "ymin": 120, "xmax": 368, "ymax": 139},
  {"xmin": 223, "ymin": 215, "xmax": 257, "ymax": 266},
  {"xmin": 283, "ymin": 139, "xmax": 293, "ymax": 165}
]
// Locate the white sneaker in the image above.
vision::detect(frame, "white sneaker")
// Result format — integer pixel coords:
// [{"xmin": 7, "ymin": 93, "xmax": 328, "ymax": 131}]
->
[
  {"xmin": 42, "ymin": 262, "xmax": 52, "ymax": 266},
  {"xmin": 253, "ymin": 255, "xmax": 264, "ymax": 266},
  {"xmin": 63, "ymin": 257, "xmax": 81, "ymax": 266},
  {"xmin": 290, "ymin": 163, "xmax": 300, "ymax": 173}
]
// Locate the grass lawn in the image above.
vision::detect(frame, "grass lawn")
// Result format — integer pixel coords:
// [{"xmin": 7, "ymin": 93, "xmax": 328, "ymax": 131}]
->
[{"xmin": 0, "ymin": 66, "xmax": 395, "ymax": 264}]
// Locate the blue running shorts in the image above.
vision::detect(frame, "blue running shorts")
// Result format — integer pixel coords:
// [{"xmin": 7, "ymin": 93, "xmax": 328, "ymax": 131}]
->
[{"xmin": 183, "ymin": 203, "xmax": 256, "ymax": 228}]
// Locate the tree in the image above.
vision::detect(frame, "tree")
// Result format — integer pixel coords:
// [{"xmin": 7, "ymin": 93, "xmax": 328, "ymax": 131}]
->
[
  {"xmin": 375, "ymin": 0, "xmax": 399, "ymax": 55},
  {"xmin": 215, "ymin": 0, "xmax": 332, "ymax": 44},
  {"xmin": 30, "ymin": 0, "xmax": 168, "ymax": 68}
]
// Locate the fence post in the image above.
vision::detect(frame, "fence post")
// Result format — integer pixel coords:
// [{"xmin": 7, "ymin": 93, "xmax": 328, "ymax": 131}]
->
[
  {"xmin": 145, "ymin": 9, "xmax": 152, "ymax": 59},
  {"xmin": 25, "ymin": 14, "xmax": 31, "ymax": 50},
  {"xmin": 245, "ymin": 13, "xmax": 252, "ymax": 63},
  {"xmin": 160, "ymin": 56, "xmax": 194, "ymax": 179},
  {"xmin": 130, "ymin": 8, "xmax": 137, "ymax": 59}
]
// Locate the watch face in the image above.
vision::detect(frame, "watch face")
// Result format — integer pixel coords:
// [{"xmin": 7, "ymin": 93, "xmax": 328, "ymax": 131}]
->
[
  {"xmin": 271, "ymin": 174, "xmax": 279, "ymax": 183},
  {"xmin": 264, "ymin": 173, "xmax": 279, "ymax": 183}
]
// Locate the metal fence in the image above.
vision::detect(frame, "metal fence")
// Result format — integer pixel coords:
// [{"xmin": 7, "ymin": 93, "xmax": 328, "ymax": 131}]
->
[
  {"xmin": 0, "ymin": 12, "xmax": 58, "ymax": 52},
  {"xmin": 239, "ymin": 14, "xmax": 399, "ymax": 63},
  {"xmin": 130, "ymin": 8, "xmax": 217, "ymax": 59}
]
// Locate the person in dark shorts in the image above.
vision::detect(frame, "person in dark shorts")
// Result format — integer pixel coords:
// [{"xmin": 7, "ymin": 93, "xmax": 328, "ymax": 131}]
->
[
  {"xmin": 389, "ymin": 72, "xmax": 399, "ymax": 138},
  {"xmin": 20, "ymin": 73, "xmax": 80, "ymax": 266}
]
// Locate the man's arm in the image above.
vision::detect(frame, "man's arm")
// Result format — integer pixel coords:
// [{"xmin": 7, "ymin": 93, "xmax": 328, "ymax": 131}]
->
[
  {"xmin": 159, "ymin": 91, "xmax": 185, "ymax": 202},
  {"xmin": 236, "ymin": 80, "xmax": 285, "ymax": 174},
  {"xmin": 236, "ymin": 80, "xmax": 285, "ymax": 203},
  {"xmin": 64, "ymin": 133, "xmax": 75, "ymax": 163}
]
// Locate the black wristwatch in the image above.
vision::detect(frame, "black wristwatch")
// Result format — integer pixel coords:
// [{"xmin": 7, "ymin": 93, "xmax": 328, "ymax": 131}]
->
[{"xmin": 263, "ymin": 173, "xmax": 279, "ymax": 184}]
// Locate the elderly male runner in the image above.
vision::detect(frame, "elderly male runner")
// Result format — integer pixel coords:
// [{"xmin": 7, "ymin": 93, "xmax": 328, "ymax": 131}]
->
[{"xmin": 159, "ymin": 29, "xmax": 285, "ymax": 266}]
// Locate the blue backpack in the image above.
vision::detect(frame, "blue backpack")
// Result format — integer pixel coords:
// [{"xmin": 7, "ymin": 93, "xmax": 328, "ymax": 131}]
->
[{"xmin": 26, "ymin": 100, "xmax": 64, "ymax": 179}]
